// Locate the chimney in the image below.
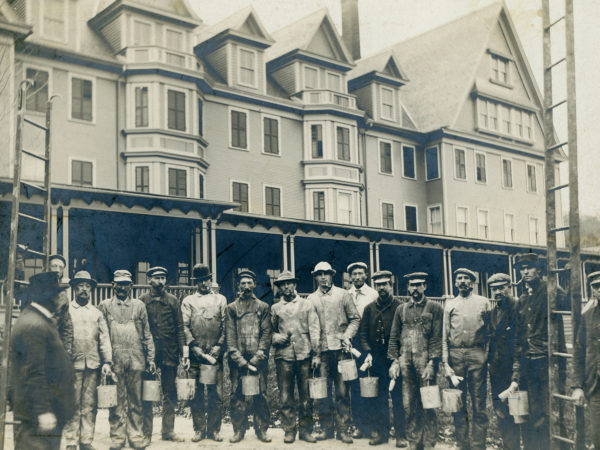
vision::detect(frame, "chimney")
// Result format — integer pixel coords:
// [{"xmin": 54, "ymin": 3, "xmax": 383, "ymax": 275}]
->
[{"xmin": 341, "ymin": 0, "xmax": 361, "ymax": 61}]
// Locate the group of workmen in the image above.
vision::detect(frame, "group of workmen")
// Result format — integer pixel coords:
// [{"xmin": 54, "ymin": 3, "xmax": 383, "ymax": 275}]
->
[{"xmin": 8, "ymin": 251, "xmax": 600, "ymax": 450}]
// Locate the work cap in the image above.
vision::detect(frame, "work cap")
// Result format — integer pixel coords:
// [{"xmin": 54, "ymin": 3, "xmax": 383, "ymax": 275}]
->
[
  {"xmin": 487, "ymin": 273, "xmax": 511, "ymax": 287},
  {"xmin": 311, "ymin": 261, "xmax": 336, "ymax": 275},
  {"xmin": 113, "ymin": 269, "xmax": 133, "ymax": 283},
  {"xmin": 347, "ymin": 262, "xmax": 368, "ymax": 274},
  {"xmin": 404, "ymin": 272, "xmax": 428, "ymax": 283},
  {"xmin": 147, "ymin": 266, "xmax": 168, "ymax": 278},
  {"xmin": 588, "ymin": 271, "xmax": 600, "ymax": 287},
  {"xmin": 372, "ymin": 270, "xmax": 393, "ymax": 284},
  {"xmin": 454, "ymin": 268, "xmax": 477, "ymax": 281},
  {"xmin": 238, "ymin": 269, "xmax": 256, "ymax": 281},
  {"xmin": 48, "ymin": 254, "xmax": 66, "ymax": 266},
  {"xmin": 274, "ymin": 270, "xmax": 298, "ymax": 286},
  {"xmin": 192, "ymin": 264, "xmax": 212, "ymax": 281},
  {"xmin": 70, "ymin": 271, "xmax": 97, "ymax": 288},
  {"xmin": 515, "ymin": 253, "xmax": 541, "ymax": 268}
]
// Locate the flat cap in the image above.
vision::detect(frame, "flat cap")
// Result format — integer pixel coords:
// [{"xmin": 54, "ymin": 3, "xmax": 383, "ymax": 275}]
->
[
  {"xmin": 274, "ymin": 270, "xmax": 298, "ymax": 285},
  {"xmin": 487, "ymin": 273, "xmax": 511, "ymax": 287},
  {"xmin": 372, "ymin": 270, "xmax": 393, "ymax": 283},
  {"xmin": 113, "ymin": 269, "xmax": 133, "ymax": 283},
  {"xmin": 588, "ymin": 271, "xmax": 600, "ymax": 286},
  {"xmin": 238, "ymin": 269, "xmax": 256, "ymax": 281},
  {"xmin": 311, "ymin": 261, "xmax": 336, "ymax": 275},
  {"xmin": 147, "ymin": 266, "xmax": 168, "ymax": 278},
  {"xmin": 515, "ymin": 253, "xmax": 541, "ymax": 268},
  {"xmin": 70, "ymin": 270, "xmax": 97, "ymax": 288},
  {"xmin": 454, "ymin": 268, "xmax": 477, "ymax": 281},
  {"xmin": 192, "ymin": 264, "xmax": 212, "ymax": 281},
  {"xmin": 347, "ymin": 262, "xmax": 368, "ymax": 274},
  {"xmin": 49, "ymin": 254, "xmax": 66, "ymax": 266},
  {"xmin": 404, "ymin": 272, "xmax": 428, "ymax": 283}
]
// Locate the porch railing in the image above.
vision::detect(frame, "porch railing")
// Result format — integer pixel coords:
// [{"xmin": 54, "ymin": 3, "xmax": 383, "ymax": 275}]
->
[{"xmin": 92, "ymin": 284, "xmax": 196, "ymax": 305}]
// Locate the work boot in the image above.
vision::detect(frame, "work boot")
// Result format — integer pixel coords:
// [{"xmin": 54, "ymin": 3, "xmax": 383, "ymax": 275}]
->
[
  {"xmin": 284, "ymin": 431, "xmax": 296, "ymax": 443},
  {"xmin": 256, "ymin": 429, "xmax": 272, "ymax": 443},
  {"xmin": 369, "ymin": 432, "xmax": 389, "ymax": 445},
  {"xmin": 161, "ymin": 432, "xmax": 184, "ymax": 442},
  {"xmin": 315, "ymin": 429, "xmax": 334, "ymax": 440},
  {"xmin": 230, "ymin": 430, "xmax": 245, "ymax": 443},
  {"xmin": 207, "ymin": 431, "xmax": 223, "ymax": 442},
  {"xmin": 66, "ymin": 446, "xmax": 78, "ymax": 450},
  {"xmin": 79, "ymin": 445, "xmax": 96, "ymax": 450},
  {"xmin": 299, "ymin": 431, "xmax": 317, "ymax": 443},
  {"xmin": 352, "ymin": 429, "xmax": 365, "ymax": 439},
  {"xmin": 396, "ymin": 436, "xmax": 409, "ymax": 448},
  {"xmin": 339, "ymin": 432, "xmax": 353, "ymax": 444},
  {"xmin": 191, "ymin": 431, "xmax": 203, "ymax": 442}
]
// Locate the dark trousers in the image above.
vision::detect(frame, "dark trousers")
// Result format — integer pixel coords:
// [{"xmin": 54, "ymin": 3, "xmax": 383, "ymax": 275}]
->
[
  {"xmin": 449, "ymin": 347, "xmax": 488, "ymax": 450},
  {"xmin": 400, "ymin": 354, "xmax": 435, "ymax": 447},
  {"xmin": 315, "ymin": 350, "xmax": 351, "ymax": 434},
  {"xmin": 490, "ymin": 362, "xmax": 520, "ymax": 450},
  {"xmin": 521, "ymin": 356, "xmax": 549, "ymax": 450},
  {"xmin": 189, "ymin": 363, "xmax": 223, "ymax": 435},
  {"xmin": 142, "ymin": 364, "xmax": 177, "ymax": 438},
  {"xmin": 366, "ymin": 359, "xmax": 405, "ymax": 439},
  {"xmin": 14, "ymin": 421, "xmax": 63, "ymax": 450},
  {"xmin": 275, "ymin": 358, "xmax": 313, "ymax": 433},
  {"xmin": 350, "ymin": 345, "xmax": 369, "ymax": 434},
  {"xmin": 229, "ymin": 363, "xmax": 270, "ymax": 434},
  {"xmin": 589, "ymin": 387, "xmax": 600, "ymax": 450}
]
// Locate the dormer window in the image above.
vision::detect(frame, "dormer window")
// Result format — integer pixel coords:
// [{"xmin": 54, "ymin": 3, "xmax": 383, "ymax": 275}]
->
[
  {"xmin": 380, "ymin": 86, "xmax": 395, "ymax": 120},
  {"xmin": 304, "ymin": 66, "xmax": 318, "ymax": 89},
  {"xmin": 239, "ymin": 48, "xmax": 257, "ymax": 87},
  {"xmin": 41, "ymin": 0, "xmax": 67, "ymax": 42},
  {"xmin": 166, "ymin": 29, "xmax": 183, "ymax": 51},
  {"xmin": 327, "ymin": 72, "xmax": 341, "ymax": 92},
  {"xmin": 490, "ymin": 53, "xmax": 510, "ymax": 86},
  {"xmin": 133, "ymin": 20, "xmax": 152, "ymax": 45}
]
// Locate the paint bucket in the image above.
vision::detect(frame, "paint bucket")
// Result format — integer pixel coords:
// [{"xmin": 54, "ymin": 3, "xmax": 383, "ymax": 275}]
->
[
  {"xmin": 176, "ymin": 369, "xmax": 196, "ymax": 401},
  {"xmin": 338, "ymin": 357, "xmax": 358, "ymax": 381},
  {"xmin": 241, "ymin": 375, "xmax": 260, "ymax": 396},
  {"xmin": 309, "ymin": 376, "xmax": 328, "ymax": 399},
  {"xmin": 508, "ymin": 391, "xmax": 529, "ymax": 416},
  {"xmin": 97, "ymin": 375, "xmax": 117, "ymax": 409},
  {"xmin": 420, "ymin": 384, "xmax": 442, "ymax": 409},
  {"xmin": 199, "ymin": 364, "xmax": 218, "ymax": 385},
  {"xmin": 442, "ymin": 388, "xmax": 463, "ymax": 413},
  {"xmin": 142, "ymin": 375, "xmax": 161, "ymax": 402},
  {"xmin": 359, "ymin": 374, "xmax": 379, "ymax": 398},
  {"xmin": 513, "ymin": 414, "xmax": 528, "ymax": 424}
]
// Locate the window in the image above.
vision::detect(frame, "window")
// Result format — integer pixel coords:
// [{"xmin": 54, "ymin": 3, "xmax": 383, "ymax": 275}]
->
[
  {"xmin": 26, "ymin": 68, "xmax": 49, "ymax": 113},
  {"xmin": 491, "ymin": 54, "xmax": 509, "ymax": 84},
  {"xmin": 232, "ymin": 182, "xmax": 249, "ymax": 212},
  {"xmin": 305, "ymin": 66, "xmax": 318, "ymax": 89},
  {"xmin": 379, "ymin": 141, "xmax": 392, "ymax": 174},
  {"xmin": 456, "ymin": 206, "xmax": 468, "ymax": 237},
  {"xmin": 527, "ymin": 164, "xmax": 537, "ymax": 192},
  {"xmin": 336, "ymin": 126, "xmax": 350, "ymax": 161},
  {"xmin": 313, "ymin": 191, "xmax": 325, "ymax": 221},
  {"xmin": 327, "ymin": 72, "xmax": 341, "ymax": 91},
  {"xmin": 523, "ymin": 112, "xmax": 533, "ymax": 140},
  {"xmin": 405, "ymin": 205, "xmax": 417, "ymax": 232},
  {"xmin": 133, "ymin": 20, "xmax": 151, "ymax": 45},
  {"xmin": 135, "ymin": 166, "xmax": 149, "ymax": 193},
  {"xmin": 198, "ymin": 99, "xmax": 203, "ymax": 136},
  {"xmin": 263, "ymin": 117, "xmax": 279, "ymax": 155},
  {"xmin": 199, "ymin": 174, "xmax": 204, "ymax": 199},
  {"xmin": 166, "ymin": 29, "xmax": 183, "ymax": 51},
  {"xmin": 265, "ymin": 186, "xmax": 281, "ymax": 216},
  {"xmin": 488, "ymin": 102, "xmax": 498, "ymax": 130},
  {"xmin": 381, "ymin": 87, "xmax": 394, "ymax": 120},
  {"xmin": 501, "ymin": 105, "xmax": 511, "ymax": 134},
  {"xmin": 71, "ymin": 160, "xmax": 93, "ymax": 186},
  {"xmin": 427, "ymin": 205, "xmax": 442, "ymax": 234},
  {"xmin": 71, "ymin": 77, "xmax": 93, "ymax": 122},
  {"xmin": 515, "ymin": 110, "xmax": 523, "ymax": 138},
  {"xmin": 529, "ymin": 217, "xmax": 539, "ymax": 245},
  {"xmin": 231, "ymin": 110, "xmax": 247, "ymax": 149},
  {"xmin": 382, "ymin": 203, "xmax": 394, "ymax": 229},
  {"xmin": 239, "ymin": 48, "xmax": 256, "ymax": 87},
  {"xmin": 475, "ymin": 153, "xmax": 487, "ymax": 183},
  {"xmin": 504, "ymin": 213, "xmax": 515, "ymax": 242},
  {"xmin": 311, "ymin": 124, "xmax": 323, "ymax": 158},
  {"xmin": 135, "ymin": 86, "xmax": 148, "ymax": 127},
  {"xmin": 478, "ymin": 98, "xmax": 489, "ymax": 129},
  {"xmin": 338, "ymin": 192, "xmax": 352, "ymax": 224},
  {"xmin": 167, "ymin": 89, "xmax": 185, "ymax": 131},
  {"xmin": 425, "ymin": 147, "xmax": 439, "ymax": 180},
  {"xmin": 403, "ymin": 146, "xmax": 416, "ymax": 179},
  {"xmin": 478, "ymin": 209, "xmax": 490, "ymax": 239},
  {"xmin": 168, "ymin": 168, "xmax": 187, "ymax": 196},
  {"xmin": 454, "ymin": 148, "xmax": 466, "ymax": 180},
  {"xmin": 43, "ymin": 0, "xmax": 66, "ymax": 41},
  {"xmin": 502, "ymin": 159, "xmax": 513, "ymax": 188}
]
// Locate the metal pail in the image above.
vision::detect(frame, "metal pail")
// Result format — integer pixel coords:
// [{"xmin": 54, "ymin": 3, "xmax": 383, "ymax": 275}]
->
[
  {"xmin": 97, "ymin": 377, "xmax": 117, "ymax": 409},
  {"xmin": 142, "ymin": 378, "xmax": 161, "ymax": 402},
  {"xmin": 513, "ymin": 414, "xmax": 528, "ymax": 424},
  {"xmin": 176, "ymin": 375, "xmax": 196, "ymax": 401},
  {"xmin": 508, "ymin": 391, "xmax": 529, "ymax": 416},
  {"xmin": 241, "ymin": 375, "xmax": 260, "ymax": 396},
  {"xmin": 199, "ymin": 364, "xmax": 218, "ymax": 385},
  {"xmin": 359, "ymin": 376, "xmax": 379, "ymax": 397},
  {"xmin": 420, "ymin": 384, "xmax": 442, "ymax": 409},
  {"xmin": 338, "ymin": 358, "xmax": 358, "ymax": 381},
  {"xmin": 442, "ymin": 388, "xmax": 463, "ymax": 413},
  {"xmin": 309, "ymin": 377, "xmax": 328, "ymax": 399}
]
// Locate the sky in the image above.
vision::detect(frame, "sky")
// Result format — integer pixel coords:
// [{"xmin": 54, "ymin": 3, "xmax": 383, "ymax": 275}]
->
[{"xmin": 191, "ymin": 0, "xmax": 600, "ymax": 217}]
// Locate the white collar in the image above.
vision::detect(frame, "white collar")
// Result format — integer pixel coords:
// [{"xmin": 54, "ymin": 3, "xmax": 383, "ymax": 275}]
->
[{"xmin": 30, "ymin": 302, "xmax": 54, "ymax": 319}]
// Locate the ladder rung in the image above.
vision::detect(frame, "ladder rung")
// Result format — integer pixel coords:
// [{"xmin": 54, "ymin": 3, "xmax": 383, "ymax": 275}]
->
[
  {"xmin": 21, "ymin": 180, "xmax": 47, "ymax": 192},
  {"xmin": 550, "ymin": 268, "xmax": 568, "ymax": 273},
  {"xmin": 551, "ymin": 310, "xmax": 571, "ymax": 315},
  {"xmin": 550, "ymin": 226, "xmax": 570, "ymax": 233},
  {"xmin": 18, "ymin": 247, "xmax": 45, "ymax": 257},
  {"xmin": 547, "ymin": 141, "xmax": 568, "ymax": 152},
  {"xmin": 545, "ymin": 16, "xmax": 565, "ymax": 30},
  {"xmin": 547, "ymin": 99, "xmax": 567, "ymax": 111},
  {"xmin": 548, "ymin": 183, "xmax": 568, "ymax": 193},
  {"xmin": 18, "ymin": 212, "xmax": 46, "ymax": 223},
  {"xmin": 22, "ymin": 149, "xmax": 48, "ymax": 161},
  {"xmin": 553, "ymin": 351, "xmax": 572, "ymax": 358},
  {"xmin": 551, "ymin": 435, "xmax": 575, "ymax": 445},
  {"xmin": 23, "ymin": 117, "xmax": 48, "ymax": 131},
  {"xmin": 545, "ymin": 57, "xmax": 566, "ymax": 71},
  {"xmin": 14, "ymin": 280, "xmax": 29, "ymax": 286},
  {"xmin": 553, "ymin": 393, "xmax": 577, "ymax": 402}
]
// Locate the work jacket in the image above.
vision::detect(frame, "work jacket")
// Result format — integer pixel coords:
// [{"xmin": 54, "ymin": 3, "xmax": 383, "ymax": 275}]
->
[
  {"xmin": 308, "ymin": 285, "xmax": 360, "ymax": 352},
  {"xmin": 575, "ymin": 300, "xmax": 600, "ymax": 397},
  {"xmin": 489, "ymin": 294, "xmax": 519, "ymax": 380},
  {"xmin": 69, "ymin": 301, "xmax": 112, "ymax": 370},
  {"xmin": 360, "ymin": 295, "xmax": 401, "ymax": 359},
  {"xmin": 271, "ymin": 295, "xmax": 320, "ymax": 361},
  {"xmin": 181, "ymin": 291, "xmax": 227, "ymax": 363},
  {"xmin": 348, "ymin": 283, "xmax": 378, "ymax": 318}
]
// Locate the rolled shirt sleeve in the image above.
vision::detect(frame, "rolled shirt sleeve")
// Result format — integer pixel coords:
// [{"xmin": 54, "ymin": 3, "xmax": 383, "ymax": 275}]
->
[
  {"xmin": 140, "ymin": 305, "xmax": 155, "ymax": 365},
  {"xmin": 342, "ymin": 291, "xmax": 360, "ymax": 342}
]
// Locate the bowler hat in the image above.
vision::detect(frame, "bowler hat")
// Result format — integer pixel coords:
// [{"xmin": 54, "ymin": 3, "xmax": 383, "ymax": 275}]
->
[
  {"xmin": 274, "ymin": 271, "xmax": 298, "ymax": 285},
  {"xmin": 147, "ymin": 266, "xmax": 168, "ymax": 278},
  {"xmin": 70, "ymin": 271, "xmax": 97, "ymax": 288},
  {"xmin": 311, "ymin": 261, "xmax": 336, "ymax": 276},
  {"xmin": 192, "ymin": 264, "xmax": 212, "ymax": 281},
  {"xmin": 454, "ymin": 268, "xmax": 477, "ymax": 281},
  {"xmin": 28, "ymin": 271, "xmax": 68, "ymax": 302}
]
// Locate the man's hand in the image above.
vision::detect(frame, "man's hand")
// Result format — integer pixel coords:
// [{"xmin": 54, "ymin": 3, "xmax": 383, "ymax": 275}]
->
[
  {"xmin": 422, "ymin": 363, "xmax": 435, "ymax": 381},
  {"xmin": 572, "ymin": 388, "xmax": 585, "ymax": 407},
  {"xmin": 272, "ymin": 333, "xmax": 290, "ymax": 347},
  {"xmin": 204, "ymin": 354, "xmax": 217, "ymax": 365},
  {"xmin": 147, "ymin": 361, "xmax": 156, "ymax": 374},
  {"xmin": 389, "ymin": 361, "xmax": 400, "ymax": 379},
  {"xmin": 37, "ymin": 412, "xmax": 57, "ymax": 432},
  {"xmin": 444, "ymin": 363, "xmax": 455, "ymax": 378},
  {"xmin": 360, "ymin": 353, "xmax": 373, "ymax": 372},
  {"xmin": 498, "ymin": 381, "xmax": 519, "ymax": 400},
  {"xmin": 341, "ymin": 337, "xmax": 352, "ymax": 352},
  {"xmin": 181, "ymin": 357, "xmax": 190, "ymax": 371},
  {"xmin": 101, "ymin": 363, "xmax": 112, "ymax": 377},
  {"xmin": 209, "ymin": 345, "xmax": 221, "ymax": 357},
  {"xmin": 247, "ymin": 364, "xmax": 258, "ymax": 373},
  {"xmin": 192, "ymin": 346, "xmax": 204, "ymax": 359},
  {"xmin": 311, "ymin": 356, "xmax": 320, "ymax": 370}
]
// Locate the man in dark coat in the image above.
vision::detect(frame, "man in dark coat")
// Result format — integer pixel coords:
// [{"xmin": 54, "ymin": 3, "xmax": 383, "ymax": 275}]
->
[
  {"xmin": 140, "ymin": 266, "xmax": 187, "ymax": 444},
  {"xmin": 9, "ymin": 271, "xmax": 76, "ymax": 450}
]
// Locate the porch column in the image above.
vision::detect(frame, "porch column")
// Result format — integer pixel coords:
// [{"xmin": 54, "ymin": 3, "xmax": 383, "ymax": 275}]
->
[
  {"xmin": 210, "ymin": 220, "xmax": 217, "ymax": 282},
  {"xmin": 50, "ymin": 206, "xmax": 58, "ymax": 254},
  {"xmin": 368, "ymin": 242, "xmax": 374, "ymax": 281},
  {"xmin": 374, "ymin": 242, "xmax": 380, "ymax": 272},
  {"xmin": 447, "ymin": 250, "xmax": 454, "ymax": 297},
  {"xmin": 202, "ymin": 219, "xmax": 209, "ymax": 265},
  {"xmin": 282, "ymin": 234, "xmax": 288, "ymax": 271},
  {"xmin": 442, "ymin": 249, "xmax": 449, "ymax": 296},
  {"xmin": 290, "ymin": 235, "xmax": 296, "ymax": 275},
  {"xmin": 62, "ymin": 207, "xmax": 70, "ymax": 277},
  {"xmin": 194, "ymin": 226, "xmax": 201, "ymax": 266}
]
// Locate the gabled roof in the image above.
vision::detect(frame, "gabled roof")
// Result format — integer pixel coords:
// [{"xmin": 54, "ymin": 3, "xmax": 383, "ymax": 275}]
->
[
  {"xmin": 92, "ymin": 0, "xmax": 202, "ymax": 30},
  {"xmin": 348, "ymin": 50, "xmax": 409, "ymax": 90},
  {"xmin": 265, "ymin": 8, "xmax": 354, "ymax": 72},
  {"xmin": 195, "ymin": 6, "xmax": 274, "ymax": 55}
]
